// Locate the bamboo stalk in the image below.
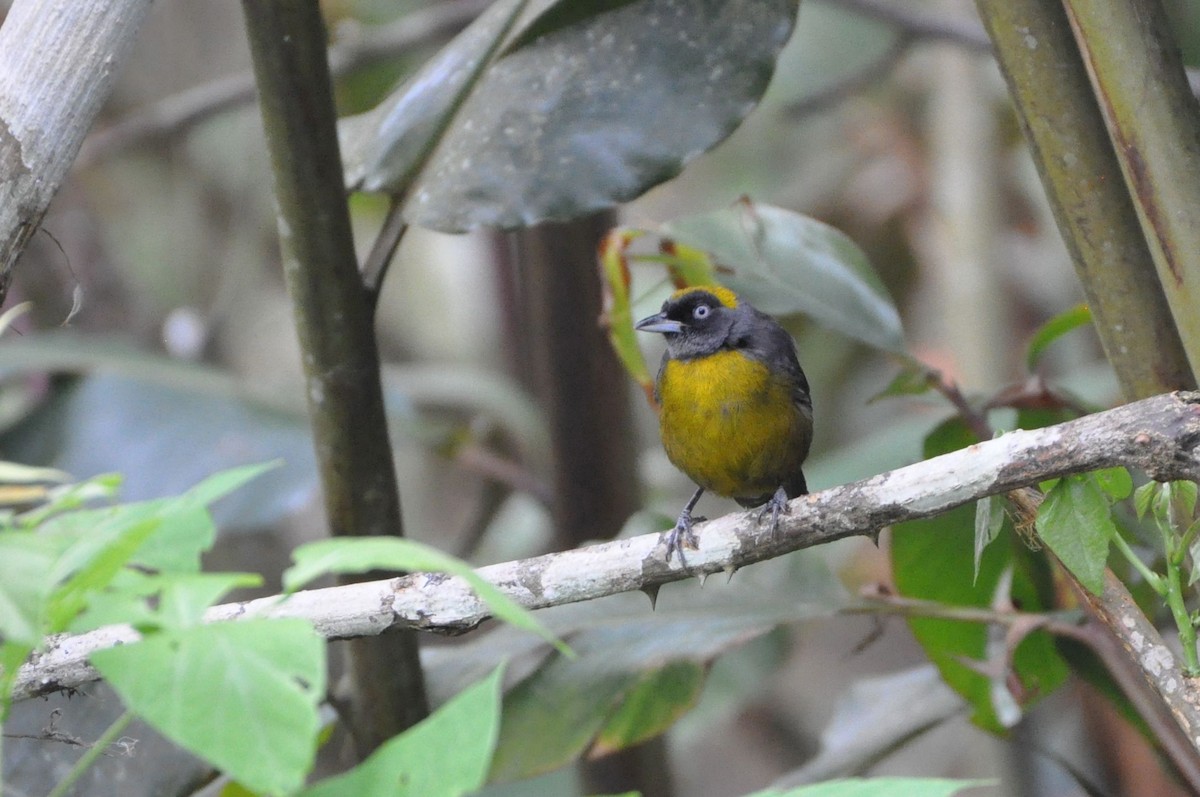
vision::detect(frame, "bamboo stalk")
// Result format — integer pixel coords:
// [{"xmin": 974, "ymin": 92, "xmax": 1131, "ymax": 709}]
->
[
  {"xmin": 1063, "ymin": 0, "xmax": 1200, "ymax": 379},
  {"xmin": 975, "ymin": 0, "xmax": 1194, "ymax": 398}
]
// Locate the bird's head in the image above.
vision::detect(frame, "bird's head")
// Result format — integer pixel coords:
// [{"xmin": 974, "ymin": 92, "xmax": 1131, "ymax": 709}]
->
[{"xmin": 635, "ymin": 285, "xmax": 741, "ymax": 360}]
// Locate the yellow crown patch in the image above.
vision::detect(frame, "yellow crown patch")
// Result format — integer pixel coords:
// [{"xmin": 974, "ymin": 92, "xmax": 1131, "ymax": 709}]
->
[{"xmin": 669, "ymin": 284, "xmax": 739, "ymax": 309}]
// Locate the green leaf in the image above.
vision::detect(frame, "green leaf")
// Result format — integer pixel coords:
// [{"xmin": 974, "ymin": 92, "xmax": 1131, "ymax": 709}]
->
[
  {"xmin": 152, "ymin": 572, "xmax": 264, "ymax": 630},
  {"xmin": 1169, "ymin": 480, "xmax": 1199, "ymax": 518},
  {"xmin": 0, "ymin": 641, "xmax": 34, "ymax": 719},
  {"xmin": 1134, "ymin": 480, "xmax": 1158, "ymax": 519},
  {"xmin": 300, "ymin": 666, "xmax": 503, "ymax": 797},
  {"xmin": 662, "ymin": 203, "xmax": 905, "ymax": 353},
  {"xmin": 591, "ymin": 661, "xmax": 706, "ymax": 756},
  {"xmin": 921, "ymin": 415, "xmax": 978, "ymax": 459},
  {"xmin": 1026, "ymin": 303, "xmax": 1092, "ymax": 369},
  {"xmin": 973, "ymin": 495, "xmax": 1005, "ymax": 585},
  {"xmin": 750, "ymin": 778, "xmax": 991, "ymax": 797},
  {"xmin": 344, "ymin": 0, "xmax": 797, "ymax": 231},
  {"xmin": 1037, "ymin": 475, "xmax": 1116, "ymax": 596},
  {"xmin": 869, "ymin": 360, "xmax": 933, "ymax": 403},
  {"xmin": 184, "ymin": 461, "xmax": 282, "ymax": 508},
  {"xmin": 892, "ymin": 505, "xmax": 1068, "ymax": 733},
  {"xmin": 45, "ymin": 515, "xmax": 164, "ymax": 633},
  {"xmin": 0, "ymin": 531, "xmax": 58, "ymax": 644},
  {"xmin": 91, "ymin": 619, "xmax": 324, "ymax": 797},
  {"xmin": 284, "ymin": 537, "xmax": 567, "ymax": 654},
  {"xmin": 1093, "ymin": 467, "xmax": 1132, "ymax": 502}
]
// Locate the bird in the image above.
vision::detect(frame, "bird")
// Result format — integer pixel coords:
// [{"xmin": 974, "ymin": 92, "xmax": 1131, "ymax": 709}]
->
[{"xmin": 635, "ymin": 285, "xmax": 813, "ymax": 562}]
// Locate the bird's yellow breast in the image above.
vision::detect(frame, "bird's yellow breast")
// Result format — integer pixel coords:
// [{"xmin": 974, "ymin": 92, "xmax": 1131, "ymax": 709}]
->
[{"xmin": 658, "ymin": 350, "xmax": 810, "ymax": 501}]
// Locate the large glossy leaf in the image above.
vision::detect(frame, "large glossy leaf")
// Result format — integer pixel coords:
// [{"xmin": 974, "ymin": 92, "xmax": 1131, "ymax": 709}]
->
[
  {"xmin": 342, "ymin": 0, "xmax": 798, "ymax": 231},
  {"xmin": 661, "ymin": 203, "xmax": 906, "ymax": 353}
]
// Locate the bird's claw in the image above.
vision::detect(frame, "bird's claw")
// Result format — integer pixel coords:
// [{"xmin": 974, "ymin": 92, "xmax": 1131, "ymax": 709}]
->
[
  {"xmin": 663, "ymin": 510, "xmax": 703, "ymax": 563},
  {"xmin": 756, "ymin": 486, "xmax": 791, "ymax": 538}
]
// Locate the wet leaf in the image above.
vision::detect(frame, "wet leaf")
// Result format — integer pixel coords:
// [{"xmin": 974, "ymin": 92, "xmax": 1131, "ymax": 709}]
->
[{"xmin": 344, "ymin": 0, "xmax": 798, "ymax": 231}]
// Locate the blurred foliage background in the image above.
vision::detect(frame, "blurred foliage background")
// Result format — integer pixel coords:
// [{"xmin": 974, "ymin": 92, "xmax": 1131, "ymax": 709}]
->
[{"xmin": 6, "ymin": 0, "xmax": 1200, "ymax": 795}]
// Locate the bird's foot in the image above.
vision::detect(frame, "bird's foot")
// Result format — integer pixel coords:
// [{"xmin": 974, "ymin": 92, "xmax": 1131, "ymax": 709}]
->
[
  {"xmin": 664, "ymin": 509, "xmax": 704, "ymax": 563},
  {"xmin": 756, "ymin": 486, "xmax": 791, "ymax": 538}
]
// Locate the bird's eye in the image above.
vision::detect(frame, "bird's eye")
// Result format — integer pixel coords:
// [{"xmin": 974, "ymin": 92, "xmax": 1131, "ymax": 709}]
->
[{"xmin": 693, "ymin": 304, "xmax": 711, "ymax": 320}]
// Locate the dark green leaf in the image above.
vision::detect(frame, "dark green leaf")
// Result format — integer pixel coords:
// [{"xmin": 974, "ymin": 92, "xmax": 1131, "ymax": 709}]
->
[
  {"xmin": 921, "ymin": 416, "xmax": 978, "ymax": 459},
  {"xmin": 663, "ymin": 203, "xmax": 905, "ymax": 353},
  {"xmin": 592, "ymin": 661, "xmax": 706, "ymax": 755},
  {"xmin": 501, "ymin": 0, "xmax": 643, "ymax": 53},
  {"xmin": 301, "ymin": 667, "xmax": 503, "ymax": 797},
  {"xmin": 344, "ymin": 0, "xmax": 798, "ymax": 231},
  {"xmin": 892, "ymin": 505, "xmax": 1068, "ymax": 733},
  {"xmin": 92, "ymin": 619, "xmax": 324, "ymax": 796},
  {"xmin": 1026, "ymin": 304, "xmax": 1092, "ymax": 369},
  {"xmin": 284, "ymin": 537, "xmax": 566, "ymax": 653},
  {"xmin": 1037, "ymin": 475, "xmax": 1116, "ymax": 596}
]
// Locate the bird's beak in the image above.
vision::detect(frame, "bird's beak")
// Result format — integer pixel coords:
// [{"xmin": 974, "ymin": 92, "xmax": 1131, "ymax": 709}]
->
[{"xmin": 635, "ymin": 312, "xmax": 684, "ymax": 334}]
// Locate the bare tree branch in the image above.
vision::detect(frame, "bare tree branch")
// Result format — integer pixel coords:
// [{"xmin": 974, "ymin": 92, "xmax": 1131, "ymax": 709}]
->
[
  {"xmin": 75, "ymin": 0, "xmax": 489, "ymax": 169},
  {"xmin": 14, "ymin": 392, "xmax": 1200, "ymax": 711}
]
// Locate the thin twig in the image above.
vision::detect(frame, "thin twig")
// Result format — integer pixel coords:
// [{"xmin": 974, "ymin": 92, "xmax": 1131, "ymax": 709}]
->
[
  {"xmin": 362, "ymin": 196, "xmax": 408, "ymax": 298},
  {"xmin": 76, "ymin": 0, "xmax": 489, "ymax": 169},
  {"xmin": 783, "ymin": 33, "xmax": 913, "ymax": 118},
  {"xmin": 849, "ymin": 588, "xmax": 1200, "ymax": 791},
  {"xmin": 820, "ymin": 0, "xmax": 991, "ymax": 52}
]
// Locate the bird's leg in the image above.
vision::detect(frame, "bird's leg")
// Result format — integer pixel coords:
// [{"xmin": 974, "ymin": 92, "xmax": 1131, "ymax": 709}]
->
[
  {"xmin": 757, "ymin": 486, "xmax": 791, "ymax": 537},
  {"xmin": 664, "ymin": 485, "xmax": 705, "ymax": 563}
]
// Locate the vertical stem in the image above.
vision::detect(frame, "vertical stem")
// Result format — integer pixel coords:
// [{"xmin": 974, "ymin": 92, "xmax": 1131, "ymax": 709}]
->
[
  {"xmin": 975, "ymin": 0, "xmax": 1194, "ymax": 398},
  {"xmin": 512, "ymin": 214, "xmax": 671, "ymax": 795},
  {"xmin": 1164, "ymin": 491, "xmax": 1200, "ymax": 676},
  {"xmin": 240, "ymin": 0, "xmax": 428, "ymax": 754},
  {"xmin": 1163, "ymin": 554, "xmax": 1200, "ymax": 676},
  {"xmin": 1063, "ymin": 0, "xmax": 1200, "ymax": 378},
  {"xmin": 514, "ymin": 213, "xmax": 640, "ymax": 549}
]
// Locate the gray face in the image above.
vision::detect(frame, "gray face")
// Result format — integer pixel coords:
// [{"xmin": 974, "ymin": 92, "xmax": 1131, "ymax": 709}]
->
[{"xmin": 635, "ymin": 290, "xmax": 737, "ymax": 361}]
